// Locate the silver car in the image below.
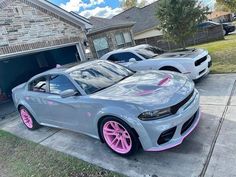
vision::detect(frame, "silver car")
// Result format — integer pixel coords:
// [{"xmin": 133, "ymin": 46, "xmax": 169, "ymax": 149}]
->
[{"xmin": 12, "ymin": 60, "xmax": 200, "ymax": 156}]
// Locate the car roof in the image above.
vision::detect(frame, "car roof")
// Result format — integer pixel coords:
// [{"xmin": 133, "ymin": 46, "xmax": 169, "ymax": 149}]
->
[
  {"xmin": 29, "ymin": 60, "xmax": 100, "ymax": 81},
  {"xmin": 202, "ymin": 21, "xmax": 220, "ymax": 25},
  {"xmin": 65, "ymin": 60, "xmax": 104, "ymax": 73},
  {"xmin": 101, "ymin": 44, "xmax": 150, "ymax": 59}
]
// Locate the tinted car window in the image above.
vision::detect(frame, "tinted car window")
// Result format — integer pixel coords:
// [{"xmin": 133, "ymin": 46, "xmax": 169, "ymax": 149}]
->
[
  {"xmin": 108, "ymin": 52, "xmax": 141, "ymax": 63},
  {"xmin": 69, "ymin": 61, "xmax": 134, "ymax": 94},
  {"xmin": 198, "ymin": 22, "xmax": 218, "ymax": 29},
  {"xmin": 49, "ymin": 75, "xmax": 77, "ymax": 95},
  {"xmin": 29, "ymin": 77, "xmax": 47, "ymax": 93}
]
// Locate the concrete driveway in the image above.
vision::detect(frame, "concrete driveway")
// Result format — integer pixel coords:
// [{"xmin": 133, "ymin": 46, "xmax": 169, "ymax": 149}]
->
[{"xmin": 1, "ymin": 74, "xmax": 236, "ymax": 177}]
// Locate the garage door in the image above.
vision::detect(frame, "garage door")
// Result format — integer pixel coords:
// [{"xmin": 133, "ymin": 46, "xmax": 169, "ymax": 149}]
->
[{"xmin": 0, "ymin": 45, "xmax": 80, "ymax": 100}]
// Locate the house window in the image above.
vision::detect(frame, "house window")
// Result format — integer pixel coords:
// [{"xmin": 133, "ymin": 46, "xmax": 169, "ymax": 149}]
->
[
  {"xmin": 93, "ymin": 37, "xmax": 109, "ymax": 58},
  {"xmin": 115, "ymin": 33, "xmax": 125, "ymax": 48},
  {"xmin": 124, "ymin": 32, "xmax": 132, "ymax": 44},
  {"xmin": 115, "ymin": 32, "xmax": 133, "ymax": 48}
]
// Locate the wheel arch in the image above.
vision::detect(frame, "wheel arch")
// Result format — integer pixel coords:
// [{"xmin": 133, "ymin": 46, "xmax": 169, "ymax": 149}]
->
[
  {"xmin": 97, "ymin": 115, "xmax": 140, "ymax": 143},
  {"xmin": 16, "ymin": 101, "xmax": 38, "ymax": 122},
  {"xmin": 158, "ymin": 60, "xmax": 187, "ymax": 73},
  {"xmin": 160, "ymin": 65, "xmax": 180, "ymax": 72}
]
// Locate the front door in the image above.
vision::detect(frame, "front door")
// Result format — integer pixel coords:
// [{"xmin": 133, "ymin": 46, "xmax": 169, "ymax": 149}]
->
[{"xmin": 43, "ymin": 74, "xmax": 85, "ymax": 130}]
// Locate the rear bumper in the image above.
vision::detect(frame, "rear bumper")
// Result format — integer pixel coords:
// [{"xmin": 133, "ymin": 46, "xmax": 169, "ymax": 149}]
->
[{"xmin": 226, "ymin": 26, "xmax": 236, "ymax": 33}]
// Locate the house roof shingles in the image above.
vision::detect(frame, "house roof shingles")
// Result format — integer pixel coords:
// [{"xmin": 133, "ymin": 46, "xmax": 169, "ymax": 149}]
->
[
  {"xmin": 112, "ymin": 1, "xmax": 160, "ymax": 34},
  {"xmin": 88, "ymin": 16, "xmax": 135, "ymax": 35}
]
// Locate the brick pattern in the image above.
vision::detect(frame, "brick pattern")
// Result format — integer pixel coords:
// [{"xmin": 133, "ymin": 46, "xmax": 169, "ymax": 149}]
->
[
  {"xmin": 0, "ymin": 37, "xmax": 81, "ymax": 55},
  {"xmin": 0, "ymin": 0, "xmax": 85, "ymax": 55}
]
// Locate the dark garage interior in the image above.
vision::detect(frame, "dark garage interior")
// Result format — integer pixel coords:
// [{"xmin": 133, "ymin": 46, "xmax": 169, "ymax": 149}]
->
[{"xmin": 0, "ymin": 45, "xmax": 80, "ymax": 101}]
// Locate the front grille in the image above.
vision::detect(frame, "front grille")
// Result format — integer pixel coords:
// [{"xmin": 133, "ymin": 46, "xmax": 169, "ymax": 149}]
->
[
  {"xmin": 158, "ymin": 126, "xmax": 177, "ymax": 145},
  {"xmin": 195, "ymin": 56, "xmax": 207, "ymax": 66},
  {"xmin": 170, "ymin": 90, "xmax": 194, "ymax": 114},
  {"xmin": 181, "ymin": 112, "xmax": 197, "ymax": 135}
]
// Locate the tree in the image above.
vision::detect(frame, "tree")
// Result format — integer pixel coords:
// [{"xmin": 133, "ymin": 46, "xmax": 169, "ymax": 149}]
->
[
  {"xmin": 121, "ymin": 0, "xmax": 147, "ymax": 10},
  {"xmin": 122, "ymin": 0, "xmax": 138, "ymax": 10},
  {"xmin": 216, "ymin": 0, "xmax": 236, "ymax": 12},
  {"xmin": 156, "ymin": 0, "xmax": 209, "ymax": 49}
]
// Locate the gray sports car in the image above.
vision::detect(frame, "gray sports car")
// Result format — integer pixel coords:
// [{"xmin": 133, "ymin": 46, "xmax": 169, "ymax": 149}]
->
[{"xmin": 12, "ymin": 60, "xmax": 200, "ymax": 156}]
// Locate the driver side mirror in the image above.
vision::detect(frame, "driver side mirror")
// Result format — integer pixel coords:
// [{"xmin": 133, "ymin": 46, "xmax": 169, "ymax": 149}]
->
[
  {"xmin": 60, "ymin": 89, "xmax": 78, "ymax": 98},
  {"xmin": 129, "ymin": 58, "xmax": 137, "ymax": 62}
]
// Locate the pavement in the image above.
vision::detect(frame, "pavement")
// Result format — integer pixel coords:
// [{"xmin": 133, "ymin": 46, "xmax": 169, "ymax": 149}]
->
[
  {"xmin": 0, "ymin": 101, "xmax": 16, "ymax": 120},
  {"xmin": 0, "ymin": 74, "xmax": 236, "ymax": 177}
]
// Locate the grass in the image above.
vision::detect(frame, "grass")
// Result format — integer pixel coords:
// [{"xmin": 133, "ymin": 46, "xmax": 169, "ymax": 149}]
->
[
  {"xmin": 0, "ymin": 130, "xmax": 122, "ymax": 177},
  {"xmin": 194, "ymin": 34, "xmax": 236, "ymax": 73}
]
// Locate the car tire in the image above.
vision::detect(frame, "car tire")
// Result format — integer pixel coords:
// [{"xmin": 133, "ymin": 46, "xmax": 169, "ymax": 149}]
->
[
  {"xmin": 223, "ymin": 29, "xmax": 227, "ymax": 36},
  {"xmin": 100, "ymin": 117, "xmax": 140, "ymax": 156},
  {"xmin": 19, "ymin": 106, "xmax": 40, "ymax": 130}
]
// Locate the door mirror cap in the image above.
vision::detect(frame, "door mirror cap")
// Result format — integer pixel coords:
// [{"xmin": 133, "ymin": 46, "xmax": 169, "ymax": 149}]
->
[
  {"xmin": 129, "ymin": 58, "xmax": 137, "ymax": 62},
  {"xmin": 60, "ymin": 89, "xmax": 77, "ymax": 98}
]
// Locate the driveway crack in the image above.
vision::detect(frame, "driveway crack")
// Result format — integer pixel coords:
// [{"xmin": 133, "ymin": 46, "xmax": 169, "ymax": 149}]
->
[
  {"xmin": 37, "ymin": 129, "xmax": 61, "ymax": 144},
  {"xmin": 200, "ymin": 79, "xmax": 236, "ymax": 177}
]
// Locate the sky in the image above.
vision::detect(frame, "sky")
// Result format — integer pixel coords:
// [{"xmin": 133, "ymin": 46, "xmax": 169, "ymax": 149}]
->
[{"xmin": 49, "ymin": 0, "xmax": 216, "ymax": 19}]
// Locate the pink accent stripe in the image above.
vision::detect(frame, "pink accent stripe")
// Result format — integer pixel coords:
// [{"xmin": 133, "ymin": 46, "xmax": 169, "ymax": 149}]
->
[
  {"xmin": 146, "ymin": 110, "xmax": 201, "ymax": 152},
  {"xmin": 157, "ymin": 75, "xmax": 172, "ymax": 86}
]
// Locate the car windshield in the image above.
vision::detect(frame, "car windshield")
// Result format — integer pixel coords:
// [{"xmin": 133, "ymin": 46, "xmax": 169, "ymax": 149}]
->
[
  {"xmin": 69, "ymin": 61, "xmax": 134, "ymax": 94},
  {"xmin": 136, "ymin": 48, "xmax": 158, "ymax": 59}
]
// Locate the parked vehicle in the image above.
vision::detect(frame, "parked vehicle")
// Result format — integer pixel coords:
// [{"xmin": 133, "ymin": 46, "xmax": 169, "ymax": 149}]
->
[
  {"xmin": 222, "ymin": 23, "xmax": 236, "ymax": 35},
  {"xmin": 101, "ymin": 45, "xmax": 212, "ymax": 80},
  {"xmin": 198, "ymin": 21, "xmax": 236, "ymax": 35},
  {"xmin": 12, "ymin": 60, "xmax": 200, "ymax": 156}
]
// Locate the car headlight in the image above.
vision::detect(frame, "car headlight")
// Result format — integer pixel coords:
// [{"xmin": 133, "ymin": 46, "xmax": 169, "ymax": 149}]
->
[{"xmin": 138, "ymin": 108, "xmax": 172, "ymax": 121}]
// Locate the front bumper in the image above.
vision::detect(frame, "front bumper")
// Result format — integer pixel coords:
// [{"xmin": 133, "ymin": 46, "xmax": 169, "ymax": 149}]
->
[
  {"xmin": 189, "ymin": 55, "xmax": 212, "ymax": 80},
  {"xmin": 136, "ymin": 89, "xmax": 200, "ymax": 151}
]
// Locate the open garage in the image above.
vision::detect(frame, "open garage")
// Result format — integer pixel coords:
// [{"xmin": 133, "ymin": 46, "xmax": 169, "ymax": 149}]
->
[
  {"xmin": 0, "ymin": 45, "xmax": 81, "ymax": 97},
  {"xmin": 0, "ymin": 0, "xmax": 92, "ymax": 102}
]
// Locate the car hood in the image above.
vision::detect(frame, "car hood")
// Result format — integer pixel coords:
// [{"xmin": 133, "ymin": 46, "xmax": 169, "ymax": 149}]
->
[
  {"xmin": 154, "ymin": 48, "xmax": 207, "ymax": 60},
  {"xmin": 90, "ymin": 71, "xmax": 194, "ymax": 110}
]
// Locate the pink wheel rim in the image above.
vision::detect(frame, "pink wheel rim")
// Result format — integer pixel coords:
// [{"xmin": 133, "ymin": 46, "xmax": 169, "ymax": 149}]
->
[
  {"xmin": 103, "ymin": 121, "xmax": 132, "ymax": 154},
  {"xmin": 20, "ymin": 108, "xmax": 33, "ymax": 129}
]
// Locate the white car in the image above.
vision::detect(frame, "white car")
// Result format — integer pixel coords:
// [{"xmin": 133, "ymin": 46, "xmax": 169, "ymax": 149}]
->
[{"xmin": 101, "ymin": 45, "xmax": 212, "ymax": 80}]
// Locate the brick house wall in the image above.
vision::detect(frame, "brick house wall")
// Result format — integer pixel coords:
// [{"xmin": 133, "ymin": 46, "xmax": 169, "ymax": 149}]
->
[
  {"xmin": 0, "ymin": 0, "xmax": 89, "ymax": 102},
  {"xmin": 87, "ymin": 27, "xmax": 135, "ymax": 59},
  {"xmin": 0, "ymin": 0, "xmax": 87, "ymax": 56}
]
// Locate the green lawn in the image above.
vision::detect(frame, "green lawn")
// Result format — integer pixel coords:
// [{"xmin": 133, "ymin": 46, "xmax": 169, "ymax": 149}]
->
[
  {"xmin": 194, "ymin": 34, "xmax": 236, "ymax": 73},
  {"xmin": 0, "ymin": 130, "xmax": 122, "ymax": 177}
]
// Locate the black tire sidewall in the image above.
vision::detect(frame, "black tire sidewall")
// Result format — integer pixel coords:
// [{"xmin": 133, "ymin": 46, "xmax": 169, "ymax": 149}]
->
[
  {"xmin": 100, "ymin": 117, "xmax": 140, "ymax": 156},
  {"xmin": 19, "ymin": 106, "xmax": 40, "ymax": 130}
]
